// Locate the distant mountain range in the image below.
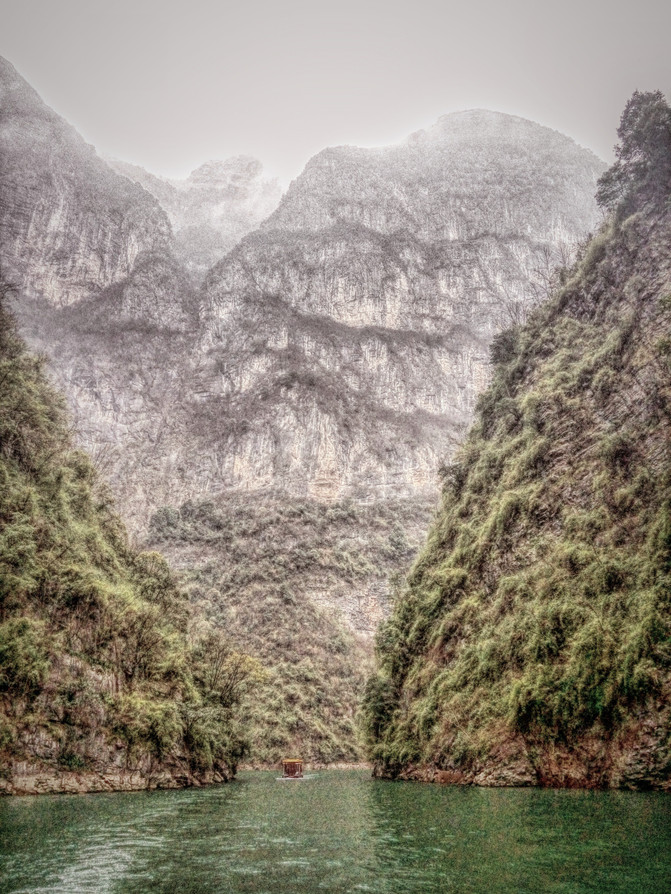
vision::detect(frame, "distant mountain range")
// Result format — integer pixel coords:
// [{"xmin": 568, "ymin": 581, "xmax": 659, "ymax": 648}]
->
[
  {"xmin": 106, "ymin": 155, "xmax": 282, "ymax": 281},
  {"xmin": 0, "ymin": 55, "xmax": 604, "ymax": 528}
]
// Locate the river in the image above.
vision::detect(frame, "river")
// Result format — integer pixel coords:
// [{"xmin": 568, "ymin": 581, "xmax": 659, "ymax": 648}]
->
[{"xmin": 1, "ymin": 770, "xmax": 670, "ymax": 893}]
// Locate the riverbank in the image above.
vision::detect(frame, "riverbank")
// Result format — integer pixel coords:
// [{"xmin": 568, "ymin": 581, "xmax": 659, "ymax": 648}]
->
[
  {"xmin": 238, "ymin": 761, "xmax": 373, "ymax": 772},
  {"xmin": 0, "ymin": 759, "xmax": 232, "ymax": 796},
  {"xmin": 372, "ymin": 727, "xmax": 671, "ymax": 790},
  {"xmin": 1, "ymin": 759, "xmax": 374, "ymax": 796}
]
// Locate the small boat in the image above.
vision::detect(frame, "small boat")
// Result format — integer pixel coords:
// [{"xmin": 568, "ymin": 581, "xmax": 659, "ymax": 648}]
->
[{"xmin": 281, "ymin": 758, "xmax": 304, "ymax": 779}]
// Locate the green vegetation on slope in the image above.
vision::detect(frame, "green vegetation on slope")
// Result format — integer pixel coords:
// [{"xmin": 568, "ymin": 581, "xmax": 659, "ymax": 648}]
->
[
  {"xmin": 362, "ymin": 92, "xmax": 671, "ymax": 788},
  {"xmin": 0, "ymin": 290, "xmax": 257, "ymax": 787},
  {"xmin": 148, "ymin": 493, "xmax": 432, "ymax": 765}
]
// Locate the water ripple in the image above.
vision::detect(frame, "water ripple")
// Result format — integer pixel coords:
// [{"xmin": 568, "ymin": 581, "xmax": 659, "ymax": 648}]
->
[{"xmin": 1, "ymin": 772, "xmax": 670, "ymax": 894}]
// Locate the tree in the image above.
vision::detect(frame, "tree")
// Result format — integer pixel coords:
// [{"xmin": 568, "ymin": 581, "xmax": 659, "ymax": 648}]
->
[
  {"xmin": 193, "ymin": 629, "xmax": 265, "ymax": 709},
  {"xmin": 596, "ymin": 91, "xmax": 671, "ymax": 211},
  {"xmin": 360, "ymin": 672, "xmax": 397, "ymax": 747}
]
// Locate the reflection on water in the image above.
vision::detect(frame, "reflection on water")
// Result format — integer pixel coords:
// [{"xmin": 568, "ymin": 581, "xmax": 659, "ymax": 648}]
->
[{"xmin": 1, "ymin": 771, "xmax": 670, "ymax": 893}]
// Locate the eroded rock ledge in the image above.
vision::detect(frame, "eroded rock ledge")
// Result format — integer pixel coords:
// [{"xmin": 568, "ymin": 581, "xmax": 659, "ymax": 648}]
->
[
  {"xmin": 373, "ymin": 722, "xmax": 671, "ymax": 791},
  {"xmin": 1, "ymin": 759, "xmax": 232, "ymax": 796}
]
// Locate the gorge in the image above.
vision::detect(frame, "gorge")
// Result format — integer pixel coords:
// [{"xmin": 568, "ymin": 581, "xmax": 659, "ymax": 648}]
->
[{"xmin": 2, "ymin": 52, "xmax": 643, "ymax": 780}]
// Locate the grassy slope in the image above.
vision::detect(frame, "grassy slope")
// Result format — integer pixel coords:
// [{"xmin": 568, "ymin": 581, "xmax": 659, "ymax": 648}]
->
[
  {"xmin": 0, "ymin": 297, "xmax": 251, "ymax": 787},
  {"xmin": 148, "ymin": 493, "xmax": 433, "ymax": 764},
  {"xmin": 363, "ymin": 197, "xmax": 671, "ymax": 788}
]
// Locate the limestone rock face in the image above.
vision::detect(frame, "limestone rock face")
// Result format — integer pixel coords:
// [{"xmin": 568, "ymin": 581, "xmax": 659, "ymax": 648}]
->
[
  {"xmin": 108, "ymin": 250, "xmax": 196, "ymax": 328},
  {"xmin": 0, "ymin": 765, "xmax": 231, "ymax": 796},
  {"xmin": 0, "ymin": 57, "xmax": 173, "ymax": 308},
  {"xmin": 195, "ymin": 110, "xmax": 605, "ymax": 503},
  {"xmin": 107, "ymin": 155, "xmax": 283, "ymax": 280}
]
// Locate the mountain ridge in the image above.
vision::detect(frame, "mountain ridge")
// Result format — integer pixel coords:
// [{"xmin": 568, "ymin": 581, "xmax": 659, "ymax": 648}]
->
[
  {"xmin": 0, "ymin": 56, "xmax": 175, "ymax": 310},
  {"xmin": 106, "ymin": 154, "xmax": 282, "ymax": 281}
]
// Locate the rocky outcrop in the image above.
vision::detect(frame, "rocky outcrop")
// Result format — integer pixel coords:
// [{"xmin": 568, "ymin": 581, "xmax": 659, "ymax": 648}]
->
[
  {"xmin": 386, "ymin": 710, "xmax": 671, "ymax": 790},
  {"xmin": 1, "ymin": 759, "xmax": 231, "ymax": 796}
]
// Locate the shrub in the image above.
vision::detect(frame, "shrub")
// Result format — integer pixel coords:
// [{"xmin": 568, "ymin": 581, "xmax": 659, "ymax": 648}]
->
[{"xmin": 0, "ymin": 617, "xmax": 49, "ymax": 701}]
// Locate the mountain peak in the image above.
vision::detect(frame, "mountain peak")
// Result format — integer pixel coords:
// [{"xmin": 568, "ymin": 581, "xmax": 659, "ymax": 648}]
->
[
  {"xmin": 186, "ymin": 156, "xmax": 265, "ymax": 187},
  {"xmin": 0, "ymin": 54, "xmax": 24, "ymax": 86},
  {"xmin": 407, "ymin": 108, "xmax": 599, "ymax": 159}
]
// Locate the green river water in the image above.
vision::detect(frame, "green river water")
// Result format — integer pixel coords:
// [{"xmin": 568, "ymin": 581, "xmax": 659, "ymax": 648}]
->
[{"xmin": 1, "ymin": 770, "xmax": 670, "ymax": 893}]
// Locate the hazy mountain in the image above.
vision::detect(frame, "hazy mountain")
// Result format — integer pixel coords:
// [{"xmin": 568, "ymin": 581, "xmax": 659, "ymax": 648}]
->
[
  {"xmin": 1, "ymin": 56, "xmax": 604, "ymax": 535},
  {"xmin": 0, "ymin": 57, "xmax": 177, "ymax": 311},
  {"xmin": 107, "ymin": 155, "xmax": 283, "ymax": 281},
  {"xmin": 196, "ymin": 110, "xmax": 605, "ymax": 502}
]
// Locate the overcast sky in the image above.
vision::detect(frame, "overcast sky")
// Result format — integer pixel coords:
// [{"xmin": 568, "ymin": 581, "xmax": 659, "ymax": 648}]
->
[{"xmin": 2, "ymin": 0, "xmax": 670, "ymax": 184}]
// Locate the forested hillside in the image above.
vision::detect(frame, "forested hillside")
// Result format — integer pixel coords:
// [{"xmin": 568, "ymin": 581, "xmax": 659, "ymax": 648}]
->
[
  {"xmin": 363, "ymin": 92, "xmax": 671, "ymax": 789},
  {"xmin": 148, "ymin": 493, "xmax": 432, "ymax": 764},
  {"xmin": 0, "ymin": 293, "xmax": 256, "ymax": 793}
]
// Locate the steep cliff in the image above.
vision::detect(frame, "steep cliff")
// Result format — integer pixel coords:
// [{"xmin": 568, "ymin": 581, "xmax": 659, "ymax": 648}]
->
[
  {"xmin": 0, "ymin": 296, "xmax": 254, "ymax": 794},
  {"xmin": 0, "ymin": 57, "xmax": 176, "ymax": 309},
  {"xmin": 362, "ymin": 93, "xmax": 671, "ymax": 789},
  {"xmin": 107, "ymin": 156, "xmax": 283, "ymax": 281}
]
